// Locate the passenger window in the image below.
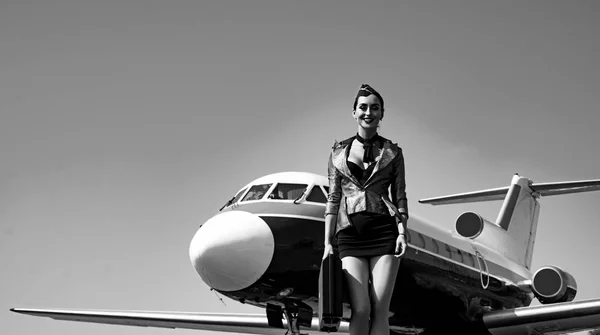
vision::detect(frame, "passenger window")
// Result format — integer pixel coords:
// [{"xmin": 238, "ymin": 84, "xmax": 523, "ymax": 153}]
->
[
  {"xmin": 268, "ymin": 183, "xmax": 307, "ymax": 200},
  {"xmin": 456, "ymin": 248, "xmax": 465, "ymax": 263},
  {"xmin": 442, "ymin": 244, "xmax": 452, "ymax": 258},
  {"xmin": 306, "ymin": 186, "xmax": 327, "ymax": 203},
  {"xmin": 242, "ymin": 184, "xmax": 272, "ymax": 201},
  {"xmin": 415, "ymin": 233, "xmax": 426, "ymax": 248},
  {"xmin": 425, "ymin": 237, "xmax": 439, "ymax": 254},
  {"xmin": 432, "ymin": 239, "xmax": 440, "ymax": 254},
  {"xmin": 467, "ymin": 253, "xmax": 476, "ymax": 267}
]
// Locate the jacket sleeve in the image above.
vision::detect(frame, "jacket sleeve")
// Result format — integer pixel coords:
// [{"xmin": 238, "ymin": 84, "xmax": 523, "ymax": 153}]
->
[
  {"xmin": 391, "ymin": 148, "xmax": 409, "ymax": 219},
  {"xmin": 325, "ymin": 151, "xmax": 342, "ymax": 216}
]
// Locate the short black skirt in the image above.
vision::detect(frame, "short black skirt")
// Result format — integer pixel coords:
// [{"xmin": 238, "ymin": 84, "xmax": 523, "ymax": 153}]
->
[{"xmin": 336, "ymin": 212, "xmax": 399, "ymax": 259}]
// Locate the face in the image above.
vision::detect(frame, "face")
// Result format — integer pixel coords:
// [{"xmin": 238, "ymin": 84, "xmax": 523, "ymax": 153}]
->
[{"xmin": 353, "ymin": 94, "xmax": 383, "ymax": 130}]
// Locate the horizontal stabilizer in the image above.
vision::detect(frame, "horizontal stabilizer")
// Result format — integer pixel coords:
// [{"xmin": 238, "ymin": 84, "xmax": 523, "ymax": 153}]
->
[
  {"xmin": 419, "ymin": 179, "xmax": 600, "ymax": 206},
  {"xmin": 419, "ymin": 186, "xmax": 509, "ymax": 205},
  {"xmin": 530, "ymin": 179, "xmax": 600, "ymax": 197},
  {"xmin": 10, "ymin": 308, "xmax": 349, "ymax": 334}
]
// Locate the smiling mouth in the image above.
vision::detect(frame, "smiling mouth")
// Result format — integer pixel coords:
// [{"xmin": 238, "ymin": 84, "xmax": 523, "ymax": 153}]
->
[{"xmin": 362, "ymin": 118, "xmax": 375, "ymax": 124}]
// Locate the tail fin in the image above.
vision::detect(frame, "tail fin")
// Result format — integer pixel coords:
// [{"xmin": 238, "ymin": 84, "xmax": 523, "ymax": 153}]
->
[{"xmin": 419, "ymin": 175, "xmax": 600, "ymax": 269}]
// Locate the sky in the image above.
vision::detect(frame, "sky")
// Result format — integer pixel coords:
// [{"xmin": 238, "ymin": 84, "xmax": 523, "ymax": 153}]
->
[{"xmin": 2, "ymin": 1, "xmax": 600, "ymax": 334}]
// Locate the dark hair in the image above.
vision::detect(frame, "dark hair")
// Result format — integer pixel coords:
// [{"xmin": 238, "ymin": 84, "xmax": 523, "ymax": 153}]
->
[{"xmin": 352, "ymin": 84, "xmax": 385, "ymax": 112}]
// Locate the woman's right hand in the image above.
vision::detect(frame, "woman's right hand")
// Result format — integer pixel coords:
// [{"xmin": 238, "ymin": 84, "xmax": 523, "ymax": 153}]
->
[
  {"xmin": 394, "ymin": 234, "xmax": 407, "ymax": 258},
  {"xmin": 322, "ymin": 243, "xmax": 334, "ymax": 260}
]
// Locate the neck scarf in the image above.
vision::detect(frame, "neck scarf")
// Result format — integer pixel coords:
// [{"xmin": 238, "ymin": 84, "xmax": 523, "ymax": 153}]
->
[{"xmin": 355, "ymin": 133, "xmax": 380, "ymax": 164}]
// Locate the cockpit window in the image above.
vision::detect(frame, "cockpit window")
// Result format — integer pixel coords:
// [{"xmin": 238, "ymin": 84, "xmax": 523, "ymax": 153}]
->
[
  {"xmin": 306, "ymin": 186, "xmax": 327, "ymax": 203},
  {"xmin": 242, "ymin": 184, "xmax": 272, "ymax": 201},
  {"xmin": 267, "ymin": 183, "xmax": 307, "ymax": 200},
  {"xmin": 232, "ymin": 187, "xmax": 247, "ymax": 203}
]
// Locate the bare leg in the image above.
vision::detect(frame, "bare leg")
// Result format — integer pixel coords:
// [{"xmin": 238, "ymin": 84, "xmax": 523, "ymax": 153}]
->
[
  {"xmin": 369, "ymin": 255, "xmax": 400, "ymax": 335},
  {"xmin": 342, "ymin": 256, "xmax": 371, "ymax": 335}
]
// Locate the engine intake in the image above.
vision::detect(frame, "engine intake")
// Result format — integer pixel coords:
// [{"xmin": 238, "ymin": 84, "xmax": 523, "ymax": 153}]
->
[
  {"xmin": 531, "ymin": 266, "xmax": 577, "ymax": 304},
  {"xmin": 455, "ymin": 212, "xmax": 493, "ymax": 239}
]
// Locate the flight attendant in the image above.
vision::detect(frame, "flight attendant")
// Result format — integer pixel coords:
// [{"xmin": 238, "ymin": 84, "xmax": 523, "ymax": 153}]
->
[{"xmin": 323, "ymin": 84, "xmax": 409, "ymax": 335}]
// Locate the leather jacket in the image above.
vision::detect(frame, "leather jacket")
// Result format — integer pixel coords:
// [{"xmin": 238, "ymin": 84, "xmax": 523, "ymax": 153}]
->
[{"xmin": 325, "ymin": 135, "xmax": 409, "ymax": 235}]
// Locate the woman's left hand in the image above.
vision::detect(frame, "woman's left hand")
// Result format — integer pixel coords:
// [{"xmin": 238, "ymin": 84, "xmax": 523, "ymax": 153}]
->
[{"xmin": 395, "ymin": 234, "xmax": 407, "ymax": 258}]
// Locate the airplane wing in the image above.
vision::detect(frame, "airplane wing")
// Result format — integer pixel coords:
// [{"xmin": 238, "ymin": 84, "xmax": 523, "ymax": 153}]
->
[
  {"xmin": 12, "ymin": 299, "xmax": 600, "ymax": 335},
  {"xmin": 483, "ymin": 298, "xmax": 600, "ymax": 335},
  {"xmin": 10, "ymin": 308, "xmax": 349, "ymax": 334}
]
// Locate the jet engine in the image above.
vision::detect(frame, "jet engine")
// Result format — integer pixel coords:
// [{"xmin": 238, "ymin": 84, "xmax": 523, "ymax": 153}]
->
[
  {"xmin": 531, "ymin": 266, "xmax": 577, "ymax": 304},
  {"xmin": 455, "ymin": 212, "xmax": 499, "ymax": 239}
]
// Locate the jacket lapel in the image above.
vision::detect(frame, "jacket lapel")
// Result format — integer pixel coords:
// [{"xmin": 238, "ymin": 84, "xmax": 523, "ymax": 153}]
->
[
  {"xmin": 364, "ymin": 141, "xmax": 397, "ymax": 186},
  {"xmin": 331, "ymin": 141, "xmax": 361, "ymax": 186}
]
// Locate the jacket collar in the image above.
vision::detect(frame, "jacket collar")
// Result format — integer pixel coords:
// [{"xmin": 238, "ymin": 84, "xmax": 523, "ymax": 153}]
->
[{"xmin": 331, "ymin": 136, "xmax": 398, "ymax": 186}]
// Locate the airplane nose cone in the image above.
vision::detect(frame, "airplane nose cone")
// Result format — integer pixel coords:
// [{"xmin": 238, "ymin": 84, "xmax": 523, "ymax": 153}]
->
[{"xmin": 189, "ymin": 211, "xmax": 274, "ymax": 292}]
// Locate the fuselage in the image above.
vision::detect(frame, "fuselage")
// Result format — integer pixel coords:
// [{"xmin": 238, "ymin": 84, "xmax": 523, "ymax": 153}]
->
[{"xmin": 189, "ymin": 172, "xmax": 534, "ymax": 333}]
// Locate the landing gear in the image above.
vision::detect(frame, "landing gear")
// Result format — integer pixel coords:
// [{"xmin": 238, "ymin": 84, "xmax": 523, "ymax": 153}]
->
[{"xmin": 266, "ymin": 301, "xmax": 313, "ymax": 335}]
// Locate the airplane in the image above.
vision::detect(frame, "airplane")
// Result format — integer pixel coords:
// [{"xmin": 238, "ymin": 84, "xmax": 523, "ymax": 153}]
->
[{"xmin": 10, "ymin": 171, "xmax": 600, "ymax": 334}]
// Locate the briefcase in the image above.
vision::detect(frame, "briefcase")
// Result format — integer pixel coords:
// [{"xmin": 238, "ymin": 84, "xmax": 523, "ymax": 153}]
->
[{"xmin": 319, "ymin": 252, "xmax": 343, "ymax": 332}]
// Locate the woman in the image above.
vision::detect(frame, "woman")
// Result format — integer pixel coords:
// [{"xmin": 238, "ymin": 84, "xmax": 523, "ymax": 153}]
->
[{"xmin": 323, "ymin": 84, "xmax": 409, "ymax": 335}]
